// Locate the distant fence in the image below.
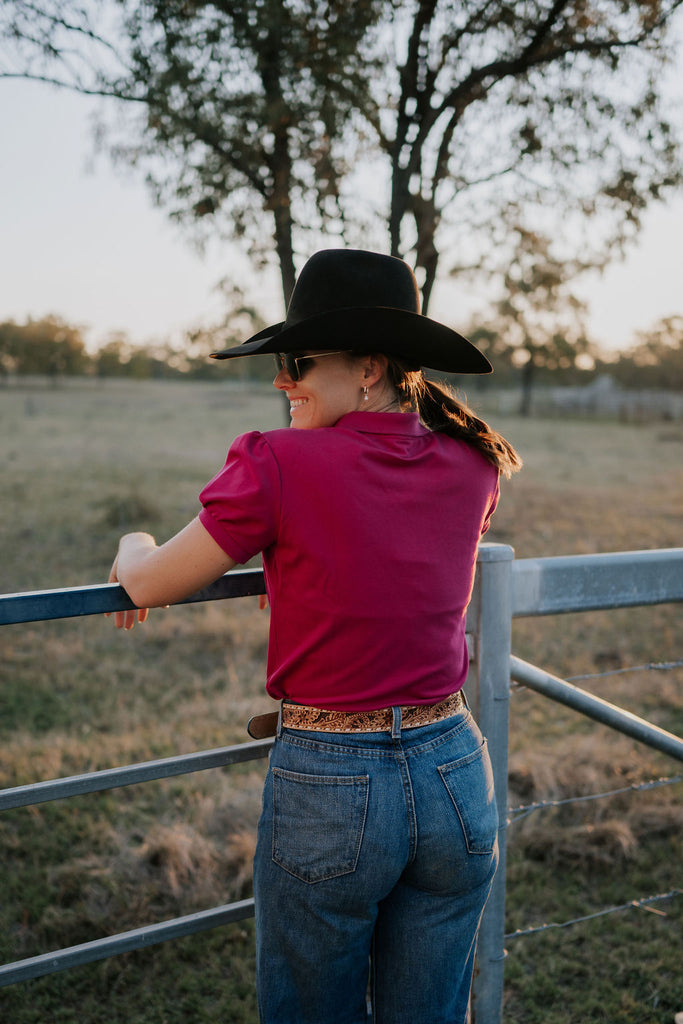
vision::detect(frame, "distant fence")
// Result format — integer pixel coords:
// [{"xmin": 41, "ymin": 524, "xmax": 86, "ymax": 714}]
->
[
  {"xmin": 5, "ymin": 373, "xmax": 683, "ymax": 422},
  {"xmin": 1, "ymin": 546, "xmax": 682, "ymax": 1022},
  {"xmin": 488, "ymin": 380, "xmax": 683, "ymax": 421}
]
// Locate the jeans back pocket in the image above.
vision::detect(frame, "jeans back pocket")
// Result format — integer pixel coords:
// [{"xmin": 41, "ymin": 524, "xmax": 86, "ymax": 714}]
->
[
  {"xmin": 272, "ymin": 768, "xmax": 370, "ymax": 883},
  {"xmin": 438, "ymin": 741, "xmax": 498, "ymax": 855}
]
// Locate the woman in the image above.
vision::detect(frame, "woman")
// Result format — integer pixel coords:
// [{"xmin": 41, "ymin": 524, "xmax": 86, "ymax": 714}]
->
[{"xmin": 110, "ymin": 249, "xmax": 521, "ymax": 1024}]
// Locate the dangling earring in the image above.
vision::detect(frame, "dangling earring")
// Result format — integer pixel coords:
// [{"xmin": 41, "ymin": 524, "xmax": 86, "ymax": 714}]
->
[{"xmin": 362, "ymin": 385, "xmax": 370, "ymax": 402}]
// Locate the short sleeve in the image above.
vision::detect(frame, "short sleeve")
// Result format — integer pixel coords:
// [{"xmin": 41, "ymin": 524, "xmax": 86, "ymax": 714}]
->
[
  {"xmin": 480, "ymin": 476, "xmax": 500, "ymax": 536},
  {"xmin": 198, "ymin": 432, "xmax": 281, "ymax": 563}
]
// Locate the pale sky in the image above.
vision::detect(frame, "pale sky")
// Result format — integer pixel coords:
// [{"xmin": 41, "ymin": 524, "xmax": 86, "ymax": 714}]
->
[{"xmin": 2, "ymin": 78, "xmax": 682, "ymax": 354}]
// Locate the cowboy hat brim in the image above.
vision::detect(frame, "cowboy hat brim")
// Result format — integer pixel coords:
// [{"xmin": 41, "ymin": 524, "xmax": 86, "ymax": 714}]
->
[{"xmin": 211, "ymin": 306, "xmax": 492, "ymax": 374}]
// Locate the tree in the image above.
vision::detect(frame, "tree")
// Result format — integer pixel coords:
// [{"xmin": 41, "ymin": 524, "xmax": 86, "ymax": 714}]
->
[
  {"xmin": 378, "ymin": 0, "xmax": 683, "ymax": 310},
  {"xmin": 182, "ymin": 283, "xmax": 274, "ymax": 379},
  {"xmin": 607, "ymin": 315, "xmax": 683, "ymax": 389},
  {"xmin": 456, "ymin": 324, "xmax": 518, "ymax": 388},
  {"xmin": 479, "ymin": 225, "xmax": 598, "ymax": 413},
  {"xmin": 94, "ymin": 333, "xmax": 132, "ymax": 377},
  {"xmin": 2, "ymin": 1, "xmax": 682, "ymax": 320},
  {"xmin": 1, "ymin": 0, "xmax": 386, "ymax": 305},
  {"xmin": 94, "ymin": 331, "xmax": 170, "ymax": 377},
  {"xmin": 0, "ymin": 316, "xmax": 90, "ymax": 378}
]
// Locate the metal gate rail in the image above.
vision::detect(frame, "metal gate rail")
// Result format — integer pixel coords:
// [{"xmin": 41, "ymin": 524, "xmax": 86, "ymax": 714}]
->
[
  {"xmin": 469, "ymin": 545, "xmax": 683, "ymax": 1023},
  {"xmin": 2, "ymin": 547, "xmax": 682, "ymax": 1019}
]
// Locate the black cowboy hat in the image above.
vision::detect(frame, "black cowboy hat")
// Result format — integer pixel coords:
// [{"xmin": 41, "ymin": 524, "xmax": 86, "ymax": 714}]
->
[{"xmin": 211, "ymin": 248, "xmax": 492, "ymax": 374}]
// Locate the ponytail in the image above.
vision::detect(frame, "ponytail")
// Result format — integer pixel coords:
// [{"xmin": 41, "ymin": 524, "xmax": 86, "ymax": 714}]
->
[{"xmin": 386, "ymin": 360, "xmax": 522, "ymax": 479}]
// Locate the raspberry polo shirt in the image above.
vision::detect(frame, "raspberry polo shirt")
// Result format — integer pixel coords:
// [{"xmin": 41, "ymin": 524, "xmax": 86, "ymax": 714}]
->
[{"xmin": 199, "ymin": 411, "xmax": 499, "ymax": 711}]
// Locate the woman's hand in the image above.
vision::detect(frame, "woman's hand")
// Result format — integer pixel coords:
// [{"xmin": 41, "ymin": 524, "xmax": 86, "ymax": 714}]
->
[
  {"xmin": 107, "ymin": 544, "xmax": 151, "ymax": 630},
  {"xmin": 105, "ymin": 519, "xmax": 236, "ymax": 630}
]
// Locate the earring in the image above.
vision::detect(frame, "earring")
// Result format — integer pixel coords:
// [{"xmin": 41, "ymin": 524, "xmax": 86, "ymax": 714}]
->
[{"xmin": 362, "ymin": 386, "xmax": 370, "ymax": 402}]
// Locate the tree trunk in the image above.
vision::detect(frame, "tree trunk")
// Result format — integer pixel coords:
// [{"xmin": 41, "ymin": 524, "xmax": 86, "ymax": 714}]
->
[
  {"xmin": 273, "ymin": 201, "xmax": 296, "ymax": 309},
  {"xmin": 265, "ymin": 116, "xmax": 297, "ymax": 309},
  {"xmin": 420, "ymin": 250, "xmax": 439, "ymax": 316},
  {"xmin": 389, "ymin": 168, "xmax": 410, "ymax": 258},
  {"xmin": 519, "ymin": 358, "xmax": 535, "ymax": 417}
]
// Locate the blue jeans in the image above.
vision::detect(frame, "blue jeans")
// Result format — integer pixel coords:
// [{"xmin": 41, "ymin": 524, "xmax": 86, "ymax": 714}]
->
[{"xmin": 253, "ymin": 704, "xmax": 499, "ymax": 1024}]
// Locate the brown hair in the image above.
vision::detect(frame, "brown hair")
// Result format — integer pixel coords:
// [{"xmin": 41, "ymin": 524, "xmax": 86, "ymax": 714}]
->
[{"xmin": 385, "ymin": 359, "xmax": 522, "ymax": 479}]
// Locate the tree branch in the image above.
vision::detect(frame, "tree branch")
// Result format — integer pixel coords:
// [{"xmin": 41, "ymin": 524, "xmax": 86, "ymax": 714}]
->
[{"xmin": 0, "ymin": 69, "xmax": 146, "ymax": 102}]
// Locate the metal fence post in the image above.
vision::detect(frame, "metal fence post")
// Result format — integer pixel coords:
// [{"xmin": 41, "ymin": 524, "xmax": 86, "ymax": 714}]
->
[{"xmin": 466, "ymin": 543, "xmax": 514, "ymax": 1024}]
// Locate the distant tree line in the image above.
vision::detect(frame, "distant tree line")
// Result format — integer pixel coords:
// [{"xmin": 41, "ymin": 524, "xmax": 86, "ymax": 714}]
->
[
  {"xmin": 447, "ymin": 313, "xmax": 683, "ymax": 393},
  {"xmin": 0, "ymin": 317, "xmax": 91, "ymax": 378},
  {"xmin": 2, "ymin": 312, "xmax": 681, "ymax": 392},
  {"xmin": 610, "ymin": 315, "xmax": 683, "ymax": 390},
  {"xmin": 0, "ymin": 317, "xmax": 211, "ymax": 381},
  {"xmin": 0, "ymin": 291, "xmax": 274, "ymax": 383}
]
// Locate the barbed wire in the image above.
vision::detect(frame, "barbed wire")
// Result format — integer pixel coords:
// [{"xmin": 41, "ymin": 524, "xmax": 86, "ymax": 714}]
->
[
  {"xmin": 505, "ymin": 889, "xmax": 682, "ymax": 941},
  {"xmin": 508, "ymin": 774, "xmax": 682, "ymax": 825},
  {"xmin": 510, "ymin": 659, "xmax": 683, "ymax": 693},
  {"xmin": 565, "ymin": 659, "xmax": 683, "ymax": 683},
  {"xmin": 504, "ymin": 658, "xmax": 682, "ymax": 950}
]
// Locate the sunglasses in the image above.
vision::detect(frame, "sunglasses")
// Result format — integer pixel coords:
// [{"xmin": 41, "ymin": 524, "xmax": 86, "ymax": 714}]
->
[{"xmin": 274, "ymin": 351, "xmax": 345, "ymax": 382}]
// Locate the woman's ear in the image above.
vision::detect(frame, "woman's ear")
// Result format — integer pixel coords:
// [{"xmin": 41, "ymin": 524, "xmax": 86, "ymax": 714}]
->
[{"xmin": 361, "ymin": 354, "xmax": 388, "ymax": 387}]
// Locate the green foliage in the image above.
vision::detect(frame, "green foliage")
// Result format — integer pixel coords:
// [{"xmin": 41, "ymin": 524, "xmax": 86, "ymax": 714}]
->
[
  {"xmin": 608, "ymin": 315, "xmax": 683, "ymax": 390},
  {"xmin": 0, "ymin": 290, "xmax": 272, "ymax": 381},
  {"xmin": 105, "ymin": 0, "xmax": 387, "ymax": 301},
  {"xmin": 473, "ymin": 226, "xmax": 600, "ymax": 413},
  {"xmin": 2, "ymin": 306, "xmax": 682, "ymax": 391},
  {"xmin": 371, "ymin": 0, "xmax": 683, "ymax": 306},
  {"xmin": 2, "ymin": 1, "xmax": 682, "ymax": 313},
  {"xmin": 0, "ymin": 317, "xmax": 89, "ymax": 377}
]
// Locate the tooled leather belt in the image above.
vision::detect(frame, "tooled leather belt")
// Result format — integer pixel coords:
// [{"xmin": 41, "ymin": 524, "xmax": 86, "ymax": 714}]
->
[{"xmin": 247, "ymin": 690, "xmax": 466, "ymax": 739}]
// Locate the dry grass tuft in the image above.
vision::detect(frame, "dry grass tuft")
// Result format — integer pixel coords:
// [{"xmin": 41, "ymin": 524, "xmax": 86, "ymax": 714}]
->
[
  {"xmin": 137, "ymin": 822, "xmax": 219, "ymax": 898},
  {"xmin": 632, "ymin": 795, "xmax": 683, "ymax": 839},
  {"xmin": 522, "ymin": 817, "xmax": 638, "ymax": 867},
  {"xmin": 38, "ymin": 807, "xmax": 262, "ymax": 942},
  {"xmin": 508, "ymin": 731, "xmax": 660, "ymax": 808},
  {"xmin": 507, "ymin": 722, "xmax": 683, "ymax": 868},
  {"xmin": 225, "ymin": 829, "xmax": 258, "ymax": 897}
]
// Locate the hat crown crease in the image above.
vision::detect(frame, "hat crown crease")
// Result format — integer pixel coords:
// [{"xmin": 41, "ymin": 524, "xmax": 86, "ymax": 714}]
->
[{"xmin": 285, "ymin": 250, "xmax": 421, "ymax": 326}]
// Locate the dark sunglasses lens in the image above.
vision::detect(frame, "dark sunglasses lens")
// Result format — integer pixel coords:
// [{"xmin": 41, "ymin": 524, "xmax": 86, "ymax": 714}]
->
[{"xmin": 274, "ymin": 353, "xmax": 301, "ymax": 380}]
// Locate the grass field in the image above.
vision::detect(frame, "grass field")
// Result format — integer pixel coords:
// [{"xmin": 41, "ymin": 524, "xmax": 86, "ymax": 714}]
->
[{"xmin": 1, "ymin": 378, "xmax": 681, "ymax": 1023}]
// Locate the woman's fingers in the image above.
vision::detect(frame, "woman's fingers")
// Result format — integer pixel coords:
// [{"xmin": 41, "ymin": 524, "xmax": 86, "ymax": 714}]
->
[{"xmin": 109, "ymin": 606, "xmax": 150, "ymax": 630}]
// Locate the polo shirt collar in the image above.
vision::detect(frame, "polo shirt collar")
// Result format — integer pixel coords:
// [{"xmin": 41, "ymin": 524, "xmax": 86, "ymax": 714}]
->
[{"xmin": 335, "ymin": 411, "xmax": 427, "ymax": 436}]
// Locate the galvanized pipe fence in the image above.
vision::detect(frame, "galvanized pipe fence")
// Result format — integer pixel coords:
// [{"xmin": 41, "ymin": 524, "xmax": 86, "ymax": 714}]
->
[
  {"xmin": 466, "ymin": 545, "xmax": 683, "ymax": 1023},
  {"xmin": 1, "ymin": 545, "xmax": 682, "ymax": 1021}
]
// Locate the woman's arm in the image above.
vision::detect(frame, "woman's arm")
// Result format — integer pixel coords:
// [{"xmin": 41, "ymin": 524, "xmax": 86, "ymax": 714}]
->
[{"xmin": 109, "ymin": 516, "xmax": 236, "ymax": 630}]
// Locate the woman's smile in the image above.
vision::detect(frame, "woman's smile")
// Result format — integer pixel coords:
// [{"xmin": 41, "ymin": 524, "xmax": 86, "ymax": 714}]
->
[{"xmin": 274, "ymin": 352, "xmax": 363, "ymax": 429}]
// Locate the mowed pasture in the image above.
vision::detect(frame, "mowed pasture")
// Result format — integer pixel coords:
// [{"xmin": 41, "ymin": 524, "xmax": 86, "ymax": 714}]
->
[{"xmin": 1, "ymin": 377, "xmax": 681, "ymax": 1024}]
